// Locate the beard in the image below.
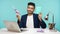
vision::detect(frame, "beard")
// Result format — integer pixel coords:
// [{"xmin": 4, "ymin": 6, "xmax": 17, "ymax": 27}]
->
[{"xmin": 27, "ymin": 10, "xmax": 34, "ymax": 14}]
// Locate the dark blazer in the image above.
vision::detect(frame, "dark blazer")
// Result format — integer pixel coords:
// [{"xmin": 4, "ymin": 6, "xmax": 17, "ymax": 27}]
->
[{"xmin": 18, "ymin": 13, "xmax": 46, "ymax": 28}]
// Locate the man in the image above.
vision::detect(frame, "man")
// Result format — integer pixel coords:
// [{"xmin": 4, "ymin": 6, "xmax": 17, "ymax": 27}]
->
[{"xmin": 17, "ymin": 2, "xmax": 46, "ymax": 28}]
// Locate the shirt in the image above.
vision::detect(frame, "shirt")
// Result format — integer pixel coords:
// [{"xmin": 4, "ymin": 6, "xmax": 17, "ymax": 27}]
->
[{"xmin": 26, "ymin": 15, "xmax": 34, "ymax": 28}]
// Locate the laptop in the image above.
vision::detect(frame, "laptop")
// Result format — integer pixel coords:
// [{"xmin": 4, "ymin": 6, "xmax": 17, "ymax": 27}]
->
[{"xmin": 4, "ymin": 21, "xmax": 26, "ymax": 32}]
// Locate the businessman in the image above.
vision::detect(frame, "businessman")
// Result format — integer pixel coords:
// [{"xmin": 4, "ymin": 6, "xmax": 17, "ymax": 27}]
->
[{"xmin": 17, "ymin": 2, "xmax": 46, "ymax": 28}]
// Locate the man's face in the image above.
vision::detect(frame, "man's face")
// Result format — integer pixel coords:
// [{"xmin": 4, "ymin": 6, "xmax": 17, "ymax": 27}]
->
[{"xmin": 27, "ymin": 5, "xmax": 35, "ymax": 14}]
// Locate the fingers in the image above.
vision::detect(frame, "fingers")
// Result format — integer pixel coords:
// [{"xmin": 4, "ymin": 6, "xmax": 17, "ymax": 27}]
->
[
  {"xmin": 16, "ymin": 15, "xmax": 20, "ymax": 20},
  {"xmin": 38, "ymin": 12, "xmax": 42, "ymax": 21}
]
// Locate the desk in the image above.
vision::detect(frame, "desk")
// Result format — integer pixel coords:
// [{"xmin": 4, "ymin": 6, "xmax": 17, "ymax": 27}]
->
[{"xmin": 0, "ymin": 28, "xmax": 60, "ymax": 34}]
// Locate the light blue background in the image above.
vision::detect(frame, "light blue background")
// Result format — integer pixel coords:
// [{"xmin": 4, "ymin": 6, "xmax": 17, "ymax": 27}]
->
[{"xmin": 0, "ymin": 0, "xmax": 60, "ymax": 31}]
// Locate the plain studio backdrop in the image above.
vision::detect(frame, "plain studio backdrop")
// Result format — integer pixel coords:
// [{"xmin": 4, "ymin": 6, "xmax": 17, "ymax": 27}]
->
[{"xmin": 0, "ymin": 0, "xmax": 60, "ymax": 31}]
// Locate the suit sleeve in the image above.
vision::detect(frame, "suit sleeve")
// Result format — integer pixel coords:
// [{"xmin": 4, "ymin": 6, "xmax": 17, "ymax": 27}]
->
[
  {"xmin": 19, "ymin": 16, "xmax": 23, "ymax": 28},
  {"xmin": 39, "ymin": 20, "xmax": 47, "ymax": 29}
]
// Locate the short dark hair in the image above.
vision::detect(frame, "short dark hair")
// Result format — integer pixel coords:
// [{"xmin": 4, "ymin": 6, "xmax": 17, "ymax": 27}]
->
[{"xmin": 28, "ymin": 2, "xmax": 35, "ymax": 8}]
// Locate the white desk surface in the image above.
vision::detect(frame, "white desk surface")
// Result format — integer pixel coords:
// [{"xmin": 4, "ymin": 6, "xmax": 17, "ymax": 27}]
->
[{"xmin": 0, "ymin": 28, "xmax": 60, "ymax": 34}]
